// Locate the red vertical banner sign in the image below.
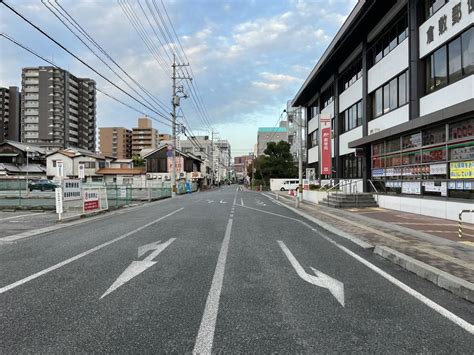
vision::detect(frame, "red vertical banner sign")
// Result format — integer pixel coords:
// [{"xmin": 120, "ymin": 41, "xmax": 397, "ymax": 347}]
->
[{"xmin": 319, "ymin": 115, "xmax": 332, "ymax": 175}]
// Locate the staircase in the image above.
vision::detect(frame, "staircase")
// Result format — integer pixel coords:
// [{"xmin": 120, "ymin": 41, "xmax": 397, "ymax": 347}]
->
[{"xmin": 319, "ymin": 193, "xmax": 378, "ymax": 209}]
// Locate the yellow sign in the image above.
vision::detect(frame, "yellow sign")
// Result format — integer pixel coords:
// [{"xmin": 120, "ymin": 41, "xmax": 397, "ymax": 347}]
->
[{"xmin": 450, "ymin": 161, "xmax": 473, "ymax": 179}]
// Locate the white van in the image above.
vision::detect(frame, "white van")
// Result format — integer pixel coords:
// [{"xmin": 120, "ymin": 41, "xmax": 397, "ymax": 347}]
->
[{"xmin": 280, "ymin": 179, "xmax": 299, "ymax": 191}]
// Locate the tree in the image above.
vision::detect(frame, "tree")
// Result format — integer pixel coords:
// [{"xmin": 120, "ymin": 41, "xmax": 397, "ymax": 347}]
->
[
  {"xmin": 132, "ymin": 154, "xmax": 145, "ymax": 167},
  {"xmin": 250, "ymin": 141, "xmax": 297, "ymax": 186}
]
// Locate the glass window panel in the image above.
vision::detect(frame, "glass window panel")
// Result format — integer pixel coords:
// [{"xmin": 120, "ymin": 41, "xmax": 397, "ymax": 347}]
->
[
  {"xmin": 426, "ymin": 53, "xmax": 435, "ymax": 92},
  {"xmin": 387, "ymin": 137, "xmax": 401, "ymax": 152},
  {"xmin": 462, "ymin": 27, "xmax": 474, "ymax": 75},
  {"xmin": 383, "ymin": 84, "xmax": 390, "ymax": 114},
  {"xmin": 383, "ymin": 34, "xmax": 390, "ymax": 56},
  {"xmin": 422, "ymin": 125, "xmax": 446, "ymax": 145},
  {"xmin": 402, "ymin": 132, "xmax": 422, "ymax": 149},
  {"xmin": 389, "ymin": 26, "xmax": 398, "ymax": 51},
  {"xmin": 448, "ymin": 37, "xmax": 462, "ymax": 83},
  {"xmin": 449, "ymin": 118, "xmax": 474, "ymax": 140},
  {"xmin": 433, "ymin": 45, "xmax": 447, "ymax": 88},
  {"xmin": 389, "ymin": 77, "xmax": 398, "ymax": 110},
  {"xmin": 375, "ymin": 42, "xmax": 383, "ymax": 63},
  {"xmin": 398, "ymin": 71, "xmax": 407, "ymax": 106},
  {"xmin": 398, "ymin": 17, "xmax": 407, "ymax": 43},
  {"xmin": 422, "ymin": 147, "xmax": 446, "ymax": 163},
  {"xmin": 357, "ymin": 101, "xmax": 363, "ymax": 126},
  {"xmin": 374, "ymin": 88, "xmax": 382, "ymax": 118}
]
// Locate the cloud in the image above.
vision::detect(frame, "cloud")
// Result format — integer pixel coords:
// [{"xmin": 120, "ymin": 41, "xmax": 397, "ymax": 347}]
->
[{"xmin": 251, "ymin": 81, "xmax": 281, "ymax": 91}]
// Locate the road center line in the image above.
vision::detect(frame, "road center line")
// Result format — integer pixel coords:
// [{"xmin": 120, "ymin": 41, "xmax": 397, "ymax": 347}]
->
[
  {"xmin": 235, "ymin": 202, "xmax": 474, "ymax": 334},
  {"xmin": 0, "ymin": 207, "xmax": 184, "ymax": 295}
]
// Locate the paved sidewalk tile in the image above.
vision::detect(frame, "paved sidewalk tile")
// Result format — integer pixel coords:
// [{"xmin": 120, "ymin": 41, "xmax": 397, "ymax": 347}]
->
[{"xmin": 276, "ymin": 194, "xmax": 474, "ymax": 283}]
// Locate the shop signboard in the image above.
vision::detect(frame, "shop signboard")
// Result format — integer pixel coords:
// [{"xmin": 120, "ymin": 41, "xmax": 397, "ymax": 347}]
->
[
  {"xmin": 167, "ymin": 156, "xmax": 184, "ymax": 173},
  {"xmin": 319, "ymin": 115, "xmax": 331, "ymax": 175},
  {"xmin": 372, "ymin": 168, "xmax": 384, "ymax": 177},
  {"xmin": 450, "ymin": 161, "xmax": 473, "ymax": 179}
]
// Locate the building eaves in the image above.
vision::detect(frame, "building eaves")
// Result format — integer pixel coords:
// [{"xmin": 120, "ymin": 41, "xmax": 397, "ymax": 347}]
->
[{"xmin": 292, "ymin": 0, "xmax": 366, "ymax": 107}]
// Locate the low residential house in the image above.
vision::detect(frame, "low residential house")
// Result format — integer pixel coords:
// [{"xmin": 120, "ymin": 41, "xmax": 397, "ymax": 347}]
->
[
  {"xmin": 109, "ymin": 159, "xmax": 134, "ymax": 169},
  {"xmin": 95, "ymin": 167, "xmax": 146, "ymax": 186},
  {"xmin": 0, "ymin": 140, "xmax": 46, "ymax": 177},
  {"xmin": 46, "ymin": 148, "xmax": 113, "ymax": 181},
  {"xmin": 142, "ymin": 144, "xmax": 204, "ymax": 184}
]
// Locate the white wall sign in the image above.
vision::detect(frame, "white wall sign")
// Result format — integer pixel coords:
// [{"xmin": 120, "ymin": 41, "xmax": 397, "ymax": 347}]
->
[
  {"xmin": 429, "ymin": 163, "xmax": 447, "ymax": 175},
  {"xmin": 78, "ymin": 164, "xmax": 85, "ymax": 179},
  {"xmin": 120, "ymin": 187, "xmax": 127, "ymax": 198},
  {"xmin": 56, "ymin": 160, "xmax": 64, "ymax": 177},
  {"xmin": 402, "ymin": 181, "xmax": 421, "ymax": 195},
  {"xmin": 63, "ymin": 179, "xmax": 82, "ymax": 201},
  {"xmin": 419, "ymin": 0, "xmax": 473, "ymax": 58},
  {"xmin": 55, "ymin": 187, "xmax": 63, "ymax": 214}
]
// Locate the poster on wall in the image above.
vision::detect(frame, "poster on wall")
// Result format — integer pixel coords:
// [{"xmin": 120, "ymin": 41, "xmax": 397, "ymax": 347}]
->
[
  {"xmin": 319, "ymin": 114, "xmax": 331, "ymax": 175},
  {"xmin": 167, "ymin": 156, "xmax": 184, "ymax": 173},
  {"xmin": 401, "ymin": 181, "xmax": 421, "ymax": 195},
  {"xmin": 450, "ymin": 161, "xmax": 473, "ymax": 179},
  {"xmin": 429, "ymin": 163, "xmax": 447, "ymax": 175}
]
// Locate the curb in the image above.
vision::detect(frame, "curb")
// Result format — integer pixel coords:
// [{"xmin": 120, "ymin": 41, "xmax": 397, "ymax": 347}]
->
[{"xmin": 374, "ymin": 245, "xmax": 474, "ymax": 303}]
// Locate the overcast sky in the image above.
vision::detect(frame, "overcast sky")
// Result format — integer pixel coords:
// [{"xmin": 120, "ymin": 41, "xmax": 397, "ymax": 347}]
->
[{"xmin": 0, "ymin": 0, "xmax": 356, "ymax": 156}]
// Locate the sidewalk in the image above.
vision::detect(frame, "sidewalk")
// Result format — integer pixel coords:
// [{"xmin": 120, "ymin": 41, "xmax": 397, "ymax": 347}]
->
[{"xmin": 272, "ymin": 193, "xmax": 474, "ymax": 301}]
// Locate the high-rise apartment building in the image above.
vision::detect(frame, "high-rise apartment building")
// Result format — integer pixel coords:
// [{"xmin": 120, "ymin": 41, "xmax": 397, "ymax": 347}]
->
[
  {"xmin": 21, "ymin": 66, "xmax": 96, "ymax": 151},
  {"xmin": 0, "ymin": 86, "xmax": 21, "ymax": 143},
  {"xmin": 159, "ymin": 133, "xmax": 172, "ymax": 142},
  {"xmin": 99, "ymin": 127, "xmax": 132, "ymax": 159},
  {"xmin": 131, "ymin": 117, "xmax": 159, "ymax": 155}
]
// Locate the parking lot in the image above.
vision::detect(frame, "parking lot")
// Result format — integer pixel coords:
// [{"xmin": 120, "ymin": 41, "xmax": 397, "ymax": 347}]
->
[{"xmin": 0, "ymin": 211, "xmax": 58, "ymax": 239}]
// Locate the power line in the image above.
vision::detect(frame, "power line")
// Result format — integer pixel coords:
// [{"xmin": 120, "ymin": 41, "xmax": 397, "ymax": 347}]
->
[
  {"xmin": 0, "ymin": 32, "xmax": 173, "ymax": 129},
  {"xmin": 1, "ymin": 0, "xmax": 174, "ymax": 123}
]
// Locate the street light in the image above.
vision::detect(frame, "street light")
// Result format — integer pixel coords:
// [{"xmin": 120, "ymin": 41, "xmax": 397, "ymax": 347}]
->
[{"xmin": 25, "ymin": 146, "xmax": 30, "ymax": 194}]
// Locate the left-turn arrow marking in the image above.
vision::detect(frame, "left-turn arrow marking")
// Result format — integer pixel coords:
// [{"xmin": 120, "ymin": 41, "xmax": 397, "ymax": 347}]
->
[{"xmin": 100, "ymin": 238, "xmax": 176, "ymax": 299}]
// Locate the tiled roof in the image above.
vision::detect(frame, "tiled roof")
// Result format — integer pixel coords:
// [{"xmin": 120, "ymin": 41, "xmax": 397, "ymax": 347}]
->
[{"xmin": 96, "ymin": 168, "xmax": 146, "ymax": 175}]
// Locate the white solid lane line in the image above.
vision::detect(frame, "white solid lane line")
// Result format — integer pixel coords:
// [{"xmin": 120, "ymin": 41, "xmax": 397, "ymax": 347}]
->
[
  {"xmin": 194, "ymin": 216, "xmax": 233, "ymax": 354},
  {"xmin": 194, "ymin": 191, "xmax": 237, "ymax": 354},
  {"xmin": 0, "ymin": 208, "xmax": 184, "ymax": 295},
  {"xmin": 235, "ymin": 202, "xmax": 474, "ymax": 335},
  {"xmin": 0, "ymin": 212, "xmax": 45, "ymax": 221}
]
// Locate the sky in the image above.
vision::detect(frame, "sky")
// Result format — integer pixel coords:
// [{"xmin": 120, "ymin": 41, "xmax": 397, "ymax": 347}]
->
[{"xmin": 0, "ymin": 0, "xmax": 357, "ymax": 156}]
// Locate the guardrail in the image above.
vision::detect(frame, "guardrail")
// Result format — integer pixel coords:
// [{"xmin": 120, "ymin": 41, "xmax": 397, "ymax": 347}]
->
[{"xmin": 458, "ymin": 209, "xmax": 473, "ymax": 238}]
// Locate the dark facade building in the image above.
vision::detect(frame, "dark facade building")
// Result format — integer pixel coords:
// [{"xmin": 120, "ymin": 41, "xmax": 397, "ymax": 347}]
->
[
  {"xmin": 0, "ymin": 86, "xmax": 21, "ymax": 143},
  {"xmin": 293, "ymin": 0, "xmax": 473, "ymax": 208},
  {"xmin": 21, "ymin": 66, "xmax": 96, "ymax": 152}
]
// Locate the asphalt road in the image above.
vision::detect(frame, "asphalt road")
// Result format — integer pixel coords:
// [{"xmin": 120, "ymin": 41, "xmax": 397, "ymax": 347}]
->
[{"xmin": 0, "ymin": 186, "xmax": 472, "ymax": 353}]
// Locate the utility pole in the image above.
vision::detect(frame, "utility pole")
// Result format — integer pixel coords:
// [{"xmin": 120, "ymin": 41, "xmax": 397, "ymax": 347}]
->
[{"xmin": 171, "ymin": 54, "xmax": 191, "ymax": 197}]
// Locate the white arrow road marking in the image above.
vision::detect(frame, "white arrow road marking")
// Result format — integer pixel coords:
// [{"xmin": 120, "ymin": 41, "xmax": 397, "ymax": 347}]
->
[
  {"xmin": 207, "ymin": 200, "xmax": 214, "ymax": 204},
  {"xmin": 277, "ymin": 240, "xmax": 345, "ymax": 307},
  {"xmin": 219, "ymin": 200, "xmax": 227, "ymax": 204},
  {"xmin": 100, "ymin": 238, "xmax": 176, "ymax": 299}
]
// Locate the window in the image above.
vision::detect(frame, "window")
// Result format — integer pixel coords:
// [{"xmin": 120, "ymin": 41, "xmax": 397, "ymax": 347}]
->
[
  {"xmin": 402, "ymin": 133, "xmax": 422, "ymax": 149},
  {"xmin": 386, "ymin": 137, "xmax": 400, "ymax": 153},
  {"xmin": 462, "ymin": 27, "xmax": 473, "ymax": 76},
  {"xmin": 321, "ymin": 86, "xmax": 334, "ymax": 109},
  {"xmin": 422, "ymin": 125, "xmax": 446, "ymax": 145},
  {"xmin": 341, "ymin": 100, "xmax": 362, "ymax": 133},
  {"xmin": 449, "ymin": 118, "xmax": 474, "ymax": 140},
  {"xmin": 426, "ymin": 27, "xmax": 473, "ymax": 93},
  {"xmin": 340, "ymin": 59, "xmax": 362, "ymax": 91},
  {"xmin": 341, "ymin": 154, "xmax": 362, "ymax": 178},
  {"xmin": 448, "ymin": 38, "xmax": 462, "ymax": 82},
  {"xmin": 423, "ymin": 0, "xmax": 448, "ymax": 20},
  {"xmin": 79, "ymin": 161, "xmax": 95, "ymax": 169},
  {"xmin": 398, "ymin": 71, "xmax": 407, "ymax": 106},
  {"xmin": 368, "ymin": 11, "xmax": 408, "ymax": 67},
  {"xmin": 370, "ymin": 70, "xmax": 408, "ymax": 119}
]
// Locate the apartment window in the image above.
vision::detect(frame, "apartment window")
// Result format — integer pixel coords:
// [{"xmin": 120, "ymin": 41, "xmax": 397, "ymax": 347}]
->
[
  {"xmin": 79, "ymin": 161, "xmax": 95, "ymax": 169},
  {"xmin": 371, "ymin": 70, "xmax": 409, "ymax": 119},
  {"xmin": 369, "ymin": 12, "xmax": 408, "ymax": 67},
  {"xmin": 341, "ymin": 100, "xmax": 362, "ymax": 133},
  {"xmin": 426, "ymin": 27, "xmax": 473, "ymax": 93}
]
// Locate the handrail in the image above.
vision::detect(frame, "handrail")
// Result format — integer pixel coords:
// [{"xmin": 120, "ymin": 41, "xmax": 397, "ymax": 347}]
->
[{"xmin": 368, "ymin": 179, "xmax": 378, "ymax": 194}]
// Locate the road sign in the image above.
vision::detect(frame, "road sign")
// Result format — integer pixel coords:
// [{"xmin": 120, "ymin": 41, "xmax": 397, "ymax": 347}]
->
[
  {"xmin": 56, "ymin": 160, "xmax": 64, "ymax": 177},
  {"xmin": 167, "ymin": 144, "xmax": 173, "ymax": 151},
  {"xmin": 78, "ymin": 164, "xmax": 85, "ymax": 179},
  {"xmin": 83, "ymin": 190, "xmax": 100, "ymax": 212},
  {"xmin": 63, "ymin": 179, "xmax": 82, "ymax": 201}
]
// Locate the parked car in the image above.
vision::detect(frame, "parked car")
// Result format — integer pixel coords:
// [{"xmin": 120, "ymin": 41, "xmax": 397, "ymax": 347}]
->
[
  {"xmin": 28, "ymin": 179, "xmax": 58, "ymax": 191},
  {"xmin": 280, "ymin": 179, "xmax": 299, "ymax": 191}
]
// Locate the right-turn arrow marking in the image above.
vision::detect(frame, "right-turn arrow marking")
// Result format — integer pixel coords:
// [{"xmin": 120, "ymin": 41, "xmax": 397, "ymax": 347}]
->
[{"xmin": 277, "ymin": 240, "xmax": 345, "ymax": 307}]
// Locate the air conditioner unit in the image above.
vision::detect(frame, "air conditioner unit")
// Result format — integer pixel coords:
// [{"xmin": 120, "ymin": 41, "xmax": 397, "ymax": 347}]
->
[
  {"xmin": 370, "ymin": 128, "xmax": 381, "ymax": 135},
  {"xmin": 179, "ymin": 172, "xmax": 185, "ymax": 178},
  {"xmin": 165, "ymin": 176, "xmax": 171, "ymax": 180},
  {"xmin": 146, "ymin": 173, "xmax": 153, "ymax": 180}
]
